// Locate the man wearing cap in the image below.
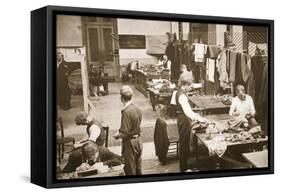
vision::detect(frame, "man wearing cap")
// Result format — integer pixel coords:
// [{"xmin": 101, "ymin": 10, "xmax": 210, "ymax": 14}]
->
[
  {"xmin": 113, "ymin": 85, "xmax": 143, "ymax": 175},
  {"xmin": 175, "ymin": 75, "xmax": 207, "ymax": 172},
  {"xmin": 74, "ymin": 112, "xmax": 106, "ymax": 147}
]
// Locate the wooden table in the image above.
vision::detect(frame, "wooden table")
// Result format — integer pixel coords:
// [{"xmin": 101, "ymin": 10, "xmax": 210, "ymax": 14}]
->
[
  {"xmin": 193, "ymin": 114, "xmax": 268, "ymax": 168},
  {"xmin": 147, "ymin": 88, "xmax": 200, "ymax": 111},
  {"xmin": 58, "ymin": 168, "xmax": 124, "ymax": 180},
  {"xmin": 189, "ymin": 95, "xmax": 230, "ymax": 115},
  {"xmin": 242, "ymin": 150, "xmax": 268, "ymax": 168},
  {"xmin": 147, "ymin": 88, "xmax": 173, "ymax": 111},
  {"xmin": 134, "ymin": 69, "xmax": 169, "ymax": 97}
]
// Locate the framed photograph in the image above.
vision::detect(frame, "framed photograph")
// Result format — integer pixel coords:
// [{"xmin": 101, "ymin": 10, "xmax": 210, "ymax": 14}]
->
[{"xmin": 31, "ymin": 5, "xmax": 274, "ymax": 188}]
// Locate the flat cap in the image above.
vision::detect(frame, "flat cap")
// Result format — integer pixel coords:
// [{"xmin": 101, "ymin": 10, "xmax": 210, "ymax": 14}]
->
[{"xmin": 120, "ymin": 85, "xmax": 134, "ymax": 96}]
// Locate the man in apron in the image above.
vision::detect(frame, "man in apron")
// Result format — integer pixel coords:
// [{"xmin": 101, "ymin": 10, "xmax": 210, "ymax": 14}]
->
[
  {"xmin": 113, "ymin": 85, "xmax": 143, "ymax": 175},
  {"xmin": 175, "ymin": 76, "xmax": 207, "ymax": 172}
]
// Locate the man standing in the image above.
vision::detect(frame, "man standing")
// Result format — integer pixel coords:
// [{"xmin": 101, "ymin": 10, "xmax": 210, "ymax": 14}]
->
[
  {"xmin": 176, "ymin": 75, "xmax": 207, "ymax": 172},
  {"xmin": 113, "ymin": 85, "xmax": 143, "ymax": 175},
  {"xmin": 57, "ymin": 52, "xmax": 71, "ymax": 110}
]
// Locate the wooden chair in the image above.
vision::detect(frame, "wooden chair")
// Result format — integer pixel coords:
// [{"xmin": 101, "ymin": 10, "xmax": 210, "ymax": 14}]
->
[
  {"xmin": 57, "ymin": 116, "xmax": 75, "ymax": 163},
  {"xmin": 103, "ymin": 126, "xmax": 109, "ymax": 148}
]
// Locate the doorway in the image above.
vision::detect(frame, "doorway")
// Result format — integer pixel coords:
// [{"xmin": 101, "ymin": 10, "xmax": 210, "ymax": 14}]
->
[{"xmin": 85, "ymin": 17, "xmax": 119, "ymax": 81}]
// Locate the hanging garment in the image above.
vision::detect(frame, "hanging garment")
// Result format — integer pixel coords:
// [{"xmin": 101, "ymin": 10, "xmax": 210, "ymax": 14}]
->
[
  {"xmin": 207, "ymin": 45, "xmax": 220, "ymax": 59},
  {"xmin": 194, "ymin": 43, "xmax": 206, "ymax": 62},
  {"xmin": 241, "ymin": 54, "xmax": 252, "ymax": 83},
  {"xmin": 226, "ymin": 49, "xmax": 230, "ymax": 74},
  {"xmin": 258, "ymin": 63, "xmax": 268, "ymax": 107},
  {"xmin": 206, "ymin": 58, "xmax": 215, "ymax": 83},
  {"xmin": 216, "ymin": 50, "xmax": 229, "ymax": 88},
  {"xmin": 234, "ymin": 53, "xmax": 244, "ymax": 87},
  {"xmin": 257, "ymin": 62, "xmax": 268, "ymax": 131},
  {"xmin": 229, "ymin": 51, "xmax": 237, "ymax": 82},
  {"xmin": 251, "ymin": 55, "xmax": 265, "ymax": 102},
  {"xmin": 247, "ymin": 71, "xmax": 256, "ymax": 103}
]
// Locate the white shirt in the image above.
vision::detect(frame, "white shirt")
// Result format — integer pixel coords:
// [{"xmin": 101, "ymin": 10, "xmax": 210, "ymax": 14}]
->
[
  {"xmin": 178, "ymin": 94, "xmax": 205, "ymax": 122},
  {"xmin": 88, "ymin": 124, "xmax": 101, "ymax": 142},
  {"xmin": 229, "ymin": 95, "xmax": 256, "ymax": 118},
  {"xmin": 158, "ymin": 59, "xmax": 171, "ymax": 70}
]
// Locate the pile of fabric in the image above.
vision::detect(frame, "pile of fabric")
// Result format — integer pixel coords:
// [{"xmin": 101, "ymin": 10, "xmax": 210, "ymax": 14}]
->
[{"xmin": 207, "ymin": 136, "xmax": 227, "ymax": 157}]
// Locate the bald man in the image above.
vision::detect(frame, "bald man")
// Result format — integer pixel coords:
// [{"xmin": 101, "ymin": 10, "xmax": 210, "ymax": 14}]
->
[
  {"xmin": 113, "ymin": 85, "xmax": 143, "ymax": 175},
  {"xmin": 229, "ymin": 85, "xmax": 258, "ymax": 127}
]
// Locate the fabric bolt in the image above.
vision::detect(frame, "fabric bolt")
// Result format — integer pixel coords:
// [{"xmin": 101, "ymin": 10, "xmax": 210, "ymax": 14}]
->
[
  {"xmin": 206, "ymin": 58, "xmax": 215, "ymax": 83},
  {"xmin": 229, "ymin": 51, "xmax": 237, "ymax": 82}
]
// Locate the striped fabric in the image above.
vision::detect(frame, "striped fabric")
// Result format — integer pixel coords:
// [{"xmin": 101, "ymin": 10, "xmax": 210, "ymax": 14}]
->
[
  {"xmin": 247, "ymin": 32, "xmax": 268, "ymax": 56},
  {"xmin": 231, "ymin": 32, "xmax": 244, "ymax": 51}
]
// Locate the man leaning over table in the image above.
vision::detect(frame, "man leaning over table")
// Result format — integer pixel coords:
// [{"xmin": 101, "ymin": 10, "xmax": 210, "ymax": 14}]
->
[{"xmin": 175, "ymin": 75, "xmax": 207, "ymax": 172}]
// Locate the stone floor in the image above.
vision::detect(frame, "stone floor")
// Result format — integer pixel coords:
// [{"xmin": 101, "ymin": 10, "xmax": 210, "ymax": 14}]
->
[
  {"xmin": 57, "ymin": 82, "xmax": 182, "ymax": 174},
  {"xmin": 57, "ymin": 82, "xmax": 250, "ymax": 176}
]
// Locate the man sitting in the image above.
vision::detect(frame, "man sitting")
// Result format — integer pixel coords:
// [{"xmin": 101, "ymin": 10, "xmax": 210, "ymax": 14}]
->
[
  {"xmin": 62, "ymin": 141, "xmax": 124, "ymax": 173},
  {"xmin": 229, "ymin": 85, "xmax": 258, "ymax": 128},
  {"xmin": 74, "ymin": 112, "xmax": 106, "ymax": 147}
]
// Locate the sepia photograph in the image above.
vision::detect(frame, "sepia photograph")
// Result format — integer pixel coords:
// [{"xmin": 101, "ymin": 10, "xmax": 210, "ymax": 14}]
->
[{"xmin": 55, "ymin": 14, "xmax": 270, "ymax": 180}]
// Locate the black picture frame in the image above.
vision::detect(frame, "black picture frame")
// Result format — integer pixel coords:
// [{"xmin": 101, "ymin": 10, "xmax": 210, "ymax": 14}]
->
[{"xmin": 31, "ymin": 5, "xmax": 274, "ymax": 188}]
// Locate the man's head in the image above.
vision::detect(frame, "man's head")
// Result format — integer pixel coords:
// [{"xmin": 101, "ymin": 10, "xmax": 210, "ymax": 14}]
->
[
  {"xmin": 163, "ymin": 54, "xmax": 168, "ymax": 61},
  {"xmin": 75, "ymin": 112, "xmax": 90, "ymax": 125},
  {"xmin": 180, "ymin": 75, "xmax": 193, "ymax": 93},
  {"xmin": 236, "ymin": 85, "xmax": 246, "ymax": 101},
  {"xmin": 82, "ymin": 142, "xmax": 99, "ymax": 165},
  {"xmin": 120, "ymin": 85, "xmax": 133, "ymax": 104},
  {"xmin": 180, "ymin": 64, "xmax": 187, "ymax": 73},
  {"xmin": 56, "ymin": 52, "xmax": 64, "ymax": 63}
]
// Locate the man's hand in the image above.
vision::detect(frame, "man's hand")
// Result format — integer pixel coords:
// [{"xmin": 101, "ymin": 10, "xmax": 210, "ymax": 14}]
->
[{"xmin": 233, "ymin": 111, "xmax": 240, "ymax": 116}]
